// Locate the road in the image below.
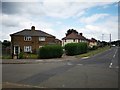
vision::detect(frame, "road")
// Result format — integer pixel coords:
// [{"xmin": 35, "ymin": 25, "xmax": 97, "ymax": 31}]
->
[{"xmin": 2, "ymin": 47, "xmax": 119, "ymax": 88}]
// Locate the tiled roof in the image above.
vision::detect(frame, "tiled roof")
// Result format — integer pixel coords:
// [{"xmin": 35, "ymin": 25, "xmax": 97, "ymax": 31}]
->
[
  {"xmin": 62, "ymin": 32, "xmax": 87, "ymax": 40},
  {"xmin": 10, "ymin": 29, "xmax": 55, "ymax": 37},
  {"xmin": 55, "ymin": 39, "xmax": 62, "ymax": 42},
  {"xmin": 87, "ymin": 38, "xmax": 97, "ymax": 42}
]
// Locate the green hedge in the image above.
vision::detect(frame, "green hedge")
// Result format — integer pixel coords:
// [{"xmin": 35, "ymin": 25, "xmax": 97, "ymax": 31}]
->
[
  {"xmin": 38, "ymin": 45, "xmax": 63, "ymax": 59},
  {"xmin": 18, "ymin": 52, "xmax": 24, "ymax": 59},
  {"xmin": 88, "ymin": 46, "xmax": 98, "ymax": 51},
  {"xmin": 64, "ymin": 43, "xmax": 88, "ymax": 56}
]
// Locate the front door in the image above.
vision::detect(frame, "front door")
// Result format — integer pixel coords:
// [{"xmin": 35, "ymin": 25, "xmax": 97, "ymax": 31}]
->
[{"xmin": 14, "ymin": 46, "xmax": 20, "ymax": 55}]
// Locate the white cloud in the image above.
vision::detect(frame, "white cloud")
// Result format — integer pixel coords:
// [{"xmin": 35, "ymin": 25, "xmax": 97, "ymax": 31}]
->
[
  {"xmin": 79, "ymin": 14, "xmax": 109, "ymax": 24},
  {"xmin": 2, "ymin": 14, "xmax": 21, "ymax": 27},
  {"xmin": 79, "ymin": 16, "xmax": 118, "ymax": 41},
  {"xmin": 2, "ymin": 2, "xmax": 114, "ymax": 19},
  {"xmin": 1, "ymin": 2, "xmax": 118, "ymax": 42},
  {"xmin": 41, "ymin": 2, "xmax": 113, "ymax": 19},
  {"xmin": 2, "ymin": 13, "xmax": 54, "ymax": 41},
  {"xmin": 42, "ymin": 2, "xmax": 83, "ymax": 18},
  {"xmin": 2, "ymin": 0, "xmax": 119, "ymax": 2}
]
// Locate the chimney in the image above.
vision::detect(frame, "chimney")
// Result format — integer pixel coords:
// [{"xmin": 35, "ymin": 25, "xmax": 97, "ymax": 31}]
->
[
  {"xmin": 31, "ymin": 26, "xmax": 35, "ymax": 31},
  {"xmin": 80, "ymin": 33, "xmax": 82, "ymax": 36}
]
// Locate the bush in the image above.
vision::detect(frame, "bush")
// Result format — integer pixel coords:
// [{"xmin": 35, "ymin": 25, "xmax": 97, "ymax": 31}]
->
[
  {"xmin": 18, "ymin": 52, "xmax": 24, "ymax": 59},
  {"xmin": 38, "ymin": 45, "xmax": 63, "ymax": 59},
  {"xmin": 64, "ymin": 42, "xmax": 88, "ymax": 56},
  {"xmin": 88, "ymin": 46, "xmax": 98, "ymax": 51}
]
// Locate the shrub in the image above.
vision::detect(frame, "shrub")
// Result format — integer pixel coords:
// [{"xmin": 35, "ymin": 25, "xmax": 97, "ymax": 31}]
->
[
  {"xmin": 38, "ymin": 45, "xmax": 63, "ymax": 59},
  {"xmin": 64, "ymin": 42, "xmax": 88, "ymax": 56},
  {"xmin": 88, "ymin": 46, "xmax": 98, "ymax": 51},
  {"xmin": 18, "ymin": 52, "xmax": 24, "ymax": 59}
]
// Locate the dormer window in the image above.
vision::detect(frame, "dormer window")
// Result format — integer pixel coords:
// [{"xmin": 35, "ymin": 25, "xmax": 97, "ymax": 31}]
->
[
  {"xmin": 39, "ymin": 37, "xmax": 45, "ymax": 41},
  {"xmin": 24, "ymin": 36, "xmax": 32, "ymax": 41}
]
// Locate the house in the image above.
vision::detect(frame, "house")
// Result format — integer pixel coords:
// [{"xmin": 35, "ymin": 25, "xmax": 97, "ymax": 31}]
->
[
  {"xmin": 87, "ymin": 38, "xmax": 98, "ymax": 48},
  {"xmin": 62, "ymin": 29, "xmax": 87, "ymax": 46},
  {"xmin": 10, "ymin": 26, "xmax": 61, "ymax": 58},
  {"xmin": 55, "ymin": 39, "xmax": 62, "ymax": 45}
]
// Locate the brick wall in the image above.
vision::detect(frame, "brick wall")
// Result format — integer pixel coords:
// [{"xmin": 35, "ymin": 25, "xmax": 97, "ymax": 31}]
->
[{"xmin": 11, "ymin": 35, "xmax": 56, "ymax": 54}]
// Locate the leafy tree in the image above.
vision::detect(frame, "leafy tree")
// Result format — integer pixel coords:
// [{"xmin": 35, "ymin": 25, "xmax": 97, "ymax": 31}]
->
[
  {"xmin": 2, "ymin": 40, "xmax": 11, "ymax": 47},
  {"xmin": 66, "ymin": 29, "xmax": 78, "ymax": 36}
]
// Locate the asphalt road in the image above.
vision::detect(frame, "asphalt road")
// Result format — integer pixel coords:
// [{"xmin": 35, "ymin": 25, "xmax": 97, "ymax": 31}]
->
[{"xmin": 2, "ymin": 47, "xmax": 119, "ymax": 88}]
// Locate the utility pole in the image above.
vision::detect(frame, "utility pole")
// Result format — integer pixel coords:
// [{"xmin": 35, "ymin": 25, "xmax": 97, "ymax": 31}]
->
[
  {"xmin": 102, "ymin": 34, "xmax": 104, "ymax": 47},
  {"xmin": 110, "ymin": 34, "xmax": 111, "ymax": 48},
  {"xmin": 30, "ymin": 23, "xmax": 32, "ymax": 26}
]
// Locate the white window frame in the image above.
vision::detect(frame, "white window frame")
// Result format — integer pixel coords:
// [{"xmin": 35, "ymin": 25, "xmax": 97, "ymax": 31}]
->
[
  {"xmin": 24, "ymin": 46, "xmax": 32, "ymax": 52},
  {"xmin": 39, "ymin": 37, "xmax": 45, "ymax": 41},
  {"xmin": 39, "ymin": 46, "xmax": 43, "ymax": 48},
  {"xmin": 24, "ymin": 36, "xmax": 32, "ymax": 41},
  {"xmin": 14, "ymin": 45, "xmax": 20, "ymax": 55}
]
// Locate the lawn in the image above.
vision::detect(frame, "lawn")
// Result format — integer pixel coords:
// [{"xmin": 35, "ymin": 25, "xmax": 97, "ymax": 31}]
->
[
  {"xmin": 76, "ymin": 46, "xmax": 110, "ymax": 58},
  {"xmin": 2, "ymin": 55, "xmax": 12, "ymax": 59},
  {"xmin": 24, "ymin": 54, "xmax": 38, "ymax": 59}
]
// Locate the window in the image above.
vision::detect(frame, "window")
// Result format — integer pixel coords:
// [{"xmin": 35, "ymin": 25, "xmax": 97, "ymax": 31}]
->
[
  {"xmin": 24, "ymin": 36, "xmax": 32, "ymax": 41},
  {"xmin": 24, "ymin": 46, "xmax": 32, "ymax": 52},
  {"xmin": 73, "ymin": 39, "xmax": 75, "ymax": 42},
  {"xmin": 39, "ymin": 37, "xmax": 45, "ymax": 41},
  {"xmin": 65, "ymin": 39, "xmax": 66, "ymax": 42},
  {"xmin": 39, "ymin": 46, "xmax": 43, "ymax": 48}
]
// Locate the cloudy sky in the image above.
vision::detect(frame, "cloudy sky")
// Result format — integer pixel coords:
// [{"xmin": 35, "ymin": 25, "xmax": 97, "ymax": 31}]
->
[{"xmin": 0, "ymin": 0, "xmax": 119, "ymax": 42}]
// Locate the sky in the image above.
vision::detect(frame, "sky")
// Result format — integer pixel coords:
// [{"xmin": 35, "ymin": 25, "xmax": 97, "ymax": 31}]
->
[{"xmin": 0, "ymin": 0, "xmax": 119, "ymax": 42}]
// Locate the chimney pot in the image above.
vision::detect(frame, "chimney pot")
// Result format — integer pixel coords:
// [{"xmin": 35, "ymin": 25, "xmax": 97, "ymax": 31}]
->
[
  {"xmin": 80, "ymin": 33, "xmax": 82, "ymax": 36},
  {"xmin": 31, "ymin": 26, "xmax": 35, "ymax": 31}
]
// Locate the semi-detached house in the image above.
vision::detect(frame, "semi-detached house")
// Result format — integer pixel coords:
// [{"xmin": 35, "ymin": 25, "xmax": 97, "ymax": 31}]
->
[
  {"xmin": 10, "ymin": 26, "xmax": 61, "ymax": 58},
  {"xmin": 62, "ymin": 32, "xmax": 87, "ymax": 46}
]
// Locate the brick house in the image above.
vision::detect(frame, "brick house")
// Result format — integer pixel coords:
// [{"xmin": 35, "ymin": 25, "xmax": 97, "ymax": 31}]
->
[
  {"xmin": 10, "ymin": 26, "xmax": 61, "ymax": 58},
  {"xmin": 62, "ymin": 31, "xmax": 87, "ymax": 46}
]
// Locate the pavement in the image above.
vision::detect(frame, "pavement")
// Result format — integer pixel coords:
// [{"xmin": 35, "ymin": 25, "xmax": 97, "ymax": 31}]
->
[
  {"xmin": 1, "ymin": 55, "xmax": 77, "ymax": 64},
  {"xmin": 1, "ymin": 46, "xmax": 119, "ymax": 88}
]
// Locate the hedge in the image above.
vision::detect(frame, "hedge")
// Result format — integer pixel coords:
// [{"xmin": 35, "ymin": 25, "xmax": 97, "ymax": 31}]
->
[
  {"xmin": 88, "ymin": 46, "xmax": 98, "ymax": 51},
  {"xmin": 18, "ymin": 52, "xmax": 24, "ymax": 59},
  {"xmin": 38, "ymin": 45, "xmax": 63, "ymax": 59},
  {"xmin": 64, "ymin": 42, "xmax": 88, "ymax": 56}
]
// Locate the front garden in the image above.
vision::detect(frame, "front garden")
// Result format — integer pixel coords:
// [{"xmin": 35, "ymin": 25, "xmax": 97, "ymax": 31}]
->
[{"xmin": 2, "ymin": 43, "xmax": 110, "ymax": 59}]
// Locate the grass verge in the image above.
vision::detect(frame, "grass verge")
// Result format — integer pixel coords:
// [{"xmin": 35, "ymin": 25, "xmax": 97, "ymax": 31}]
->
[
  {"xmin": 2, "ymin": 55, "xmax": 12, "ymax": 59},
  {"xmin": 76, "ymin": 46, "xmax": 110, "ymax": 58}
]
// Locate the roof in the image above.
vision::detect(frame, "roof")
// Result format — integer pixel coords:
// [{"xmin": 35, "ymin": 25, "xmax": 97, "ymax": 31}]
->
[
  {"xmin": 62, "ymin": 32, "xmax": 87, "ymax": 40},
  {"xmin": 87, "ymin": 38, "xmax": 97, "ymax": 42},
  {"xmin": 10, "ymin": 29, "xmax": 55, "ymax": 38},
  {"xmin": 55, "ymin": 39, "xmax": 62, "ymax": 42}
]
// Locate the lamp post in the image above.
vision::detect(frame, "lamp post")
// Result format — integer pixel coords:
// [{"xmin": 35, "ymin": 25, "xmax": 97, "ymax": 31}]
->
[{"xmin": 102, "ymin": 34, "xmax": 104, "ymax": 47}]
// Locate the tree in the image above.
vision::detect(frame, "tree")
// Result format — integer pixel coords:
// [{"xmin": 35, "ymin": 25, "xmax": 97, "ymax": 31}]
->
[
  {"xmin": 2, "ymin": 40, "xmax": 11, "ymax": 48},
  {"xmin": 66, "ymin": 29, "xmax": 78, "ymax": 36}
]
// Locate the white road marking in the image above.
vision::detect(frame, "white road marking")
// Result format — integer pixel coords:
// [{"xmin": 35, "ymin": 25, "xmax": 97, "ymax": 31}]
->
[
  {"xmin": 115, "ymin": 66, "xmax": 119, "ymax": 68},
  {"xmin": 81, "ymin": 57, "xmax": 89, "ymax": 59},
  {"xmin": 109, "ymin": 48, "xmax": 118, "ymax": 68},
  {"xmin": 109, "ymin": 63, "xmax": 113, "ymax": 68},
  {"xmin": 67, "ymin": 62, "xmax": 73, "ymax": 65},
  {"xmin": 113, "ymin": 49, "xmax": 117, "ymax": 58},
  {"xmin": 77, "ymin": 64, "xmax": 83, "ymax": 66}
]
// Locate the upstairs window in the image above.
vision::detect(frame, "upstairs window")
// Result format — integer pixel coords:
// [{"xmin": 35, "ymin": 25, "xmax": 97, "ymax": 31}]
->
[
  {"xmin": 24, "ymin": 36, "xmax": 32, "ymax": 41},
  {"xmin": 39, "ymin": 37, "xmax": 45, "ymax": 41}
]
